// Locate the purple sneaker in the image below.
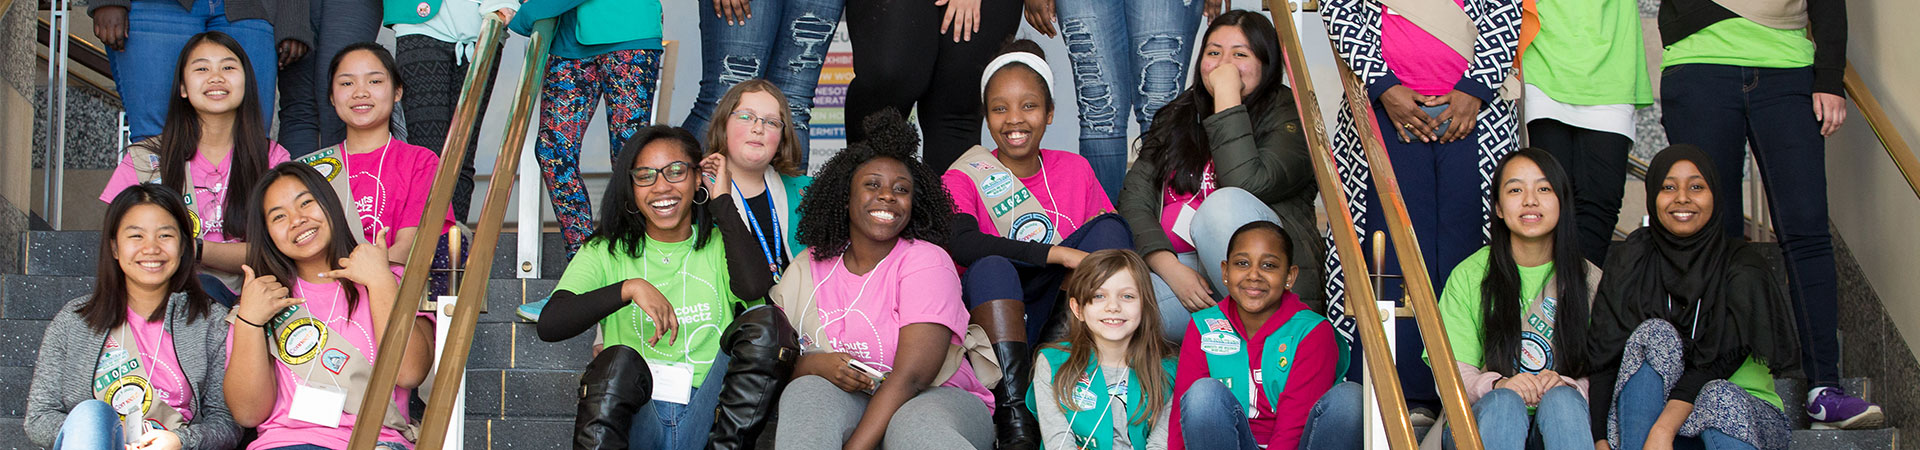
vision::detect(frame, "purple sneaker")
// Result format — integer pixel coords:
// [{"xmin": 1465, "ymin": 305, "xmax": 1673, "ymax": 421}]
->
[{"xmin": 1808, "ymin": 386, "xmax": 1885, "ymax": 429}]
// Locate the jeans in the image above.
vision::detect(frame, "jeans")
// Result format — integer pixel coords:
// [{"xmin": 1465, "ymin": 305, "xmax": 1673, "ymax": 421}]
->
[
  {"xmin": 1151, "ymin": 187, "xmax": 1281, "ymax": 342},
  {"xmin": 1450, "ymin": 386, "xmax": 1592, "ymax": 450},
  {"xmin": 1051, "ymin": 0, "xmax": 1202, "ymax": 201},
  {"xmin": 961, "ymin": 213, "xmax": 1133, "ymax": 341},
  {"xmin": 276, "ymin": 0, "xmax": 383, "ymax": 156},
  {"xmin": 52, "ymin": 400, "xmax": 122, "ymax": 450},
  {"xmin": 684, "ymin": 0, "xmax": 846, "ymax": 163},
  {"xmin": 1300, "ymin": 381, "xmax": 1365, "ymax": 450},
  {"xmin": 630, "ymin": 351, "xmax": 731, "ymax": 449},
  {"xmin": 844, "ymin": 0, "xmax": 1023, "ymax": 171},
  {"xmin": 198, "ymin": 273, "xmax": 238, "ymax": 308},
  {"xmin": 1660, "ymin": 63, "xmax": 1839, "ymax": 388},
  {"xmin": 110, "ymin": 0, "xmax": 276, "ymax": 143},
  {"xmin": 1615, "ymin": 362, "xmax": 1757, "ymax": 450},
  {"xmin": 1529, "ymin": 119, "xmax": 1632, "ymax": 266},
  {"xmin": 1178, "ymin": 378, "xmax": 1260, "ymax": 450}
]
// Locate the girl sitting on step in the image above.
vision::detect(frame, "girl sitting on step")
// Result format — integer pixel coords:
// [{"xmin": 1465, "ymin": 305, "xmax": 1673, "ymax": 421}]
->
[
  {"xmin": 224, "ymin": 163, "xmax": 436, "ymax": 450},
  {"xmin": 703, "ymin": 79, "xmax": 815, "ymax": 281},
  {"xmin": 1026, "ymin": 249, "xmax": 1176, "ymax": 450},
  {"xmin": 27, "ymin": 184, "xmax": 240, "ymax": 450}
]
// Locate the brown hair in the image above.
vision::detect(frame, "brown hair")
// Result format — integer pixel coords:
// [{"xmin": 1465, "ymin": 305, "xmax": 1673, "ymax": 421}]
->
[
  {"xmin": 1048, "ymin": 249, "xmax": 1174, "ymax": 425},
  {"xmin": 81, "ymin": 184, "xmax": 214, "ymax": 332},
  {"xmin": 704, "ymin": 79, "xmax": 805, "ymax": 177}
]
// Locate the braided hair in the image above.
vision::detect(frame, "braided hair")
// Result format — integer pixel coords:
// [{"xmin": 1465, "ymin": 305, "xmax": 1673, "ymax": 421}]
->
[{"xmin": 796, "ymin": 109, "xmax": 953, "ymax": 260}]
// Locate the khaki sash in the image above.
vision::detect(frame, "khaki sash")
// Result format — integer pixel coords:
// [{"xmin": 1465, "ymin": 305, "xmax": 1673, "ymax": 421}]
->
[
  {"xmin": 295, "ymin": 145, "xmax": 371, "ymax": 245},
  {"xmin": 948, "ymin": 146, "xmax": 1059, "ymax": 244},
  {"xmin": 125, "ymin": 139, "xmax": 241, "ymax": 290},
  {"xmin": 1715, "ymin": 0, "xmax": 1809, "ymax": 30},
  {"xmin": 770, "ymin": 249, "xmax": 1003, "ymax": 387},
  {"xmin": 1514, "ymin": 262, "xmax": 1602, "ymax": 374},
  {"xmin": 93, "ymin": 326, "xmax": 189, "ymax": 432},
  {"xmin": 245, "ymin": 303, "xmax": 417, "ymax": 441},
  {"xmin": 1374, "ymin": 0, "xmax": 1521, "ymax": 99}
]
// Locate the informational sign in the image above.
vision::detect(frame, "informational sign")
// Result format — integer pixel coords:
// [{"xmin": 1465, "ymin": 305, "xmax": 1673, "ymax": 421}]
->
[{"xmin": 810, "ymin": 25, "xmax": 855, "ymax": 151}]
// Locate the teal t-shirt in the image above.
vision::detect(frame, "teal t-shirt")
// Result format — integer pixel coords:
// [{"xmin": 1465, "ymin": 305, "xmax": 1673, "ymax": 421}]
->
[
  {"xmin": 554, "ymin": 232, "xmax": 744, "ymax": 380},
  {"xmin": 1436, "ymin": 246, "xmax": 1556, "ymax": 368},
  {"xmin": 1663, "ymin": 18, "xmax": 1814, "ymax": 69},
  {"xmin": 1521, "ymin": 0, "xmax": 1654, "ymax": 106}
]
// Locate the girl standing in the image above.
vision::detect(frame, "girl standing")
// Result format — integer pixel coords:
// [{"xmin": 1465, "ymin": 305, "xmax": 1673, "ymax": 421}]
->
[
  {"xmin": 1027, "ymin": 249, "xmax": 1176, "ymax": 450},
  {"xmin": 387, "ymin": 0, "xmax": 520, "ymax": 222},
  {"xmin": 682, "ymin": 0, "xmax": 845, "ymax": 160},
  {"xmin": 842, "ymin": 0, "xmax": 1023, "ymax": 170}
]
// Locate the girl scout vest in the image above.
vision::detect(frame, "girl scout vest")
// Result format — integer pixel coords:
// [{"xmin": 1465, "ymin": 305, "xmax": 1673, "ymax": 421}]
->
[
  {"xmin": 256, "ymin": 302, "xmax": 417, "ymax": 440},
  {"xmin": 94, "ymin": 325, "xmax": 189, "ymax": 433},
  {"xmin": 949, "ymin": 146, "xmax": 1061, "ymax": 244},
  {"xmin": 1190, "ymin": 307, "xmax": 1349, "ymax": 418},
  {"xmin": 1023, "ymin": 346, "xmax": 1176, "ymax": 450},
  {"xmin": 296, "ymin": 145, "xmax": 374, "ymax": 245}
]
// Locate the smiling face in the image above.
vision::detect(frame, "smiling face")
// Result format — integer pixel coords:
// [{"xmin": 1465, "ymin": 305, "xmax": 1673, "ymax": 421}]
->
[
  {"xmin": 261, "ymin": 175, "xmax": 334, "ymax": 263},
  {"xmin": 631, "ymin": 140, "xmax": 699, "ymax": 238},
  {"xmin": 983, "ymin": 67, "xmax": 1053, "ymax": 159},
  {"xmin": 330, "ymin": 49, "xmax": 400, "ymax": 132},
  {"xmin": 114, "ymin": 204, "xmax": 184, "ymax": 294},
  {"xmin": 1070, "ymin": 268, "xmax": 1145, "ymax": 347},
  {"xmin": 178, "ymin": 41, "xmax": 247, "ymax": 116},
  {"xmin": 1656, "ymin": 160, "xmax": 1715, "ymax": 237},
  {"xmin": 1199, "ymin": 25, "xmax": 1263, "ymax": 98},
  {"xmin": 1495, "ymin": 156, "xmax": 1561, "ymax": 242},
  {"xmin": 1220, "ymin": 228, "xmax": 1298, "ymax": 316},
  {"xmin": 724, "ymin": 90, "xmax": 785, "ymax": 172},
  {"xmin": 847, "ymin": 157, "xmax": 914, "ymax": 244}
]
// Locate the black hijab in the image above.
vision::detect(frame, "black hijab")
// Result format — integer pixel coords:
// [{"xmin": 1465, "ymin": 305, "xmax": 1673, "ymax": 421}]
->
[{"xmin": 1587, "ymin": 145, "xmax": 1800, "ymax": 379}]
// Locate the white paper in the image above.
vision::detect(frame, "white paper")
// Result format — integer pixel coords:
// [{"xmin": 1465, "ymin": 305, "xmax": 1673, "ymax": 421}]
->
[
  {"xmin": 289, "ymin": 384, "xmax": 347, "ymax": 428},
  {"xmin": 649, "ymin": 362, "xmax": 695, "ymax": 405},
  {"xmin": 1172, "ymin": 204, "xmax": 1199, "ymax": 246}
]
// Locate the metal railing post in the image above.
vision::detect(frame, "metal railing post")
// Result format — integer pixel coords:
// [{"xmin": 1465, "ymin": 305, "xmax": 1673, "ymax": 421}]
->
[
  {"xmin": 43, "ymin": 0, "xmax": 71, "ymax": 229},
  {"xmin": 517, "ymin": 136, "xmax": 541, "ymax": 279}
]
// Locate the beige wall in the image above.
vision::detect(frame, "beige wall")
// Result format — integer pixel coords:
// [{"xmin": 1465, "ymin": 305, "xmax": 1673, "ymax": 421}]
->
[{"xmin": 1826, "ymin": 0, "xmax": 1920, "ymax": 361}]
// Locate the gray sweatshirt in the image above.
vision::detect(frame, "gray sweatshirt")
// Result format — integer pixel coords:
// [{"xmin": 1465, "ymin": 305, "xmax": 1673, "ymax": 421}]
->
[{"xmin": 24, "ymin": 294, "xmax": 239, "ymax": 449}]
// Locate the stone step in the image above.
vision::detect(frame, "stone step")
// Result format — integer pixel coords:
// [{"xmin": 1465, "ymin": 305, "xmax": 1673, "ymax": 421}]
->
[
  {"xmin": 464, "ymin": 368, "xmax": 586, "ymax": 421},
  {"xmin": 20, "ymin": 230, "xmax": 572, "ymax": 280},
  {"xmin": 0, "ymin": 275, "xmax": 557, "ymax": 323},
  {"xmin": 466, "ymin": 417, "xmax": 574, "ymax": 449},
  {"xmin": 1776, "ymin": 377, "xmax": 1875, "ymax": 430},
  {"xmin": 1791, "ymin": 428, "xmax": 1899, "ymax": 450}
]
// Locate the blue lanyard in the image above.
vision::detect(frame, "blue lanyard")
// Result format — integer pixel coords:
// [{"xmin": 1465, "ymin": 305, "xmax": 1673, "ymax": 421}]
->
[{"xmin": 733, "ymin": 181, "xmax": 785, "ymax": 278}]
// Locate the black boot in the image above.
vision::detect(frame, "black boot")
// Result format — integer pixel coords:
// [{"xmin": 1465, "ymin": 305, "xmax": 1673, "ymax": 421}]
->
[
  {"xmin": 972, "ymin": 299, "xmax": 1039, "ymax": 450},
  {"xmin": 576, "ymin": 346, "xmax": 652, "ymax": 450},
  {"xmin": 707, "ymin": 305, "xmax": 801, "ymax": 450}
]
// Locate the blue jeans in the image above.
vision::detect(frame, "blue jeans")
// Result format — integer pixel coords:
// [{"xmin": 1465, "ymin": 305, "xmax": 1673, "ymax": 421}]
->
[
  {"xmin": 1615, "ymin": 362, "xmax": 1755, "ymax": 450},
  {"xmin": 53, "ymin": 400, "xmax": 122, "ymax": 450},
  {"xmin": 1052, "ymin": 0, "xmax": 1202, "ymax": 201},
  {"xmin": 276, "ymin": 0, "xmax": 382, "ymax": 156},
  {"xmin": 1450, "ymin": 386, "xmax": 1591, "ymax": 450},
  {"xmin": 683, "ymin": 0, "xmax": 845, "ymax": 163},
  {"xmin": 960, "ymin": 213, "xmax": 1132, "ymax": 341},
  {"xmin": 1179, "ymin": 378, "xmax": 1260, "ymax": 450},
  {"xmin": 110, "ymin": 0, "xmax": 275, "ymax": 143},
  {"xmin": 1152, "ymin": 187, "xmax": 1280, "ymax": 342},
  {"xmin": 1300, "ymin": 381, "xmax": 1365, "ymax": 450},
  {"xmin": 630, "ymin": 351, "xmax": 732, "ymax": 449},
  {"xmin": 1661, "ymin": 63, "xmax": 1839, "ymax": 388}
]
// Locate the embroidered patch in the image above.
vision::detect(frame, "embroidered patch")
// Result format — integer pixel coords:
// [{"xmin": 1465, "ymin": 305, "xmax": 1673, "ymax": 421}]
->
[
  {"xmin": 1072, "ymin": 382, "xmax": 1098, "ymax": 410},
  {"xmin": 1204, "ymin": 318, "xmax": 1233, "ymax": 333},
  {"xmin": 981, "ymin": 173, "xmax": 1016, "ymax": 198},
  {"xmin": 990, "ymin": 189, "xmax": 1033, "ymax": 216},
  {"xmin": 968, "ymin": 161, "xmax": 999, "ymax": 171},
  {"xmin": 1518, "ymin": 331, "xmax": 1552, "ymax": 374},
  {"xmin": 416, "ymin": 1, "xmax": 432, "ymax": 17},
  {"xmin": 305, "ymin": 156, "xmax": 345, "ymax": 181},
  {"xmin": 1200, "ymin": 331, "xmax": 1242, "ymax": 356},
  {"xmin": 276, "ymin": 318, "xmax": 328, "ymax": 365},
  {"xmin": 145, "ymin": 418, "xmax": 167, "ymax": 431},
  {"xmin": 321, "ymin": 348, "xmax": 350, "ymax": 374},
  {"xmin": 106, "ymin": 375, "xmax": 152, "ymax": 417},
  {"xmin": 1010, "ymin": 212, "xmax": 1054, "ymax": 243}
]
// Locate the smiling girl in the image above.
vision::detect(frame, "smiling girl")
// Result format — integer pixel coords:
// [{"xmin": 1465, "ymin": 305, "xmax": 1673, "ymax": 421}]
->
[{"xmin": 1026, "ymin": 249, "xmax": 1175, "ymax": 450}]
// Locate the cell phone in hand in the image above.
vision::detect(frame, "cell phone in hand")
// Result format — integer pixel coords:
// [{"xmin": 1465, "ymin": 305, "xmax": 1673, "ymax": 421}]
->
[
  {"xmin": 1418, "ymin": 103, "xmax": 1452, "ymax": 136},
  {"xmin": 847, "ymin": 358, "xmax": 887, "ymax": 393}
]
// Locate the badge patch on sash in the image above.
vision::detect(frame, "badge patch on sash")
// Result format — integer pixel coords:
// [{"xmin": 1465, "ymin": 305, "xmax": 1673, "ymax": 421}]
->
[
  {"xmin": 276, "ymin": 318, "xmax": 329, "ymax": 365},
  {"xmin": 968, "ymin": 161, "xmax": 1000, "ymax": 171},
  {"xmin": 106, "ymin": 376, "xmax": 152, "ymax": 417},
  {"xmin": 990, "ymin": 189, "xmax": 1034, "ymax": 216},
  {"xmin": 1518, "ymin": 331, "xmax": 1552, "ymax": 374},
  {"xmin": 321, "ymin": 348, "xmax": 349, "ymax": 374},
  {"xmin": 981, "ymin": 173, "xmax": 1016, "ymax": 198},
  {"xmin": 416, "ymin": 1, "xmax": 432, "ymax": 17},
  {"xmin": 1204, "ymin": 318, "xmax": 1233, "ymax": 333},
  {"xmin": 305, "ymin": 156, "xmax": 345, "ymax": 181},
  {"xmin": 1010, "ymin": 212, "xmax": 1054, "ymax": 243},
  {"xmin": 1072, "ymin": 381, "xmax": 1098, "ymax": 410},
  {"xmin": 1200, "ymin": 331, "xmax": 1242, "ymax": 356},
  {"xmin": 145, "ymin": 418, "xmax": 167, "ymax": 431}
]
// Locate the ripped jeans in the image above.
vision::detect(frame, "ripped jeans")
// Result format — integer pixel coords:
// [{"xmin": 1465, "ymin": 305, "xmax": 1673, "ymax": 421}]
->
[
  {"xmin": 684, "ymin": 0, "xmax": 845, "ymax": 164},
  {"xmin": 1053, "ymin": 0, "xmax": 1203, "ymax": 201}
]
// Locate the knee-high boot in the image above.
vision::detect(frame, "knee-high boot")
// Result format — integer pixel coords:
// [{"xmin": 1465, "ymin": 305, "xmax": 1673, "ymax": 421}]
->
[
  {"xmin": 576, "ymin": 345, "xmax": 652, "ymax": 450},
  {"xmin": 973, "ymin": 299, "xmax": 1038, "ymax": 450},
  {"xmin": 707, "ymin": 305, "xmax": 801, "ymax": 450}
]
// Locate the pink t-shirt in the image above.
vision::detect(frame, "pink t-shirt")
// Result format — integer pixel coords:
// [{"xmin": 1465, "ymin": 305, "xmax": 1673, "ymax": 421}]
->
[
  {"xmin": 346, "ymin": 138, "xmax": 457, "ymax": 244},
  {"xmin": 1380, "ymin": 0, "xmax": 1471, "ymax": 96},
  {"xmin": 123, "ymin": 309, "xmax": 193, "ymax": 421},
  {"xmin": 803, "ymin": 239, "xmax": 994, "ymax": 411},
  {"xmin": 100, "ymin": 143, "xmax": 295, "ymax": 243},
  {"xmin": 226, "ymin": 272, "xmax": 419, "ymax": 449},
  {"xmin": 1159, "ymin": 162, "xmax": 1218, "ymax": 254},
  {"xmin": 942, "ymin": 149, "xmax": 1113, "ymax": 241}
]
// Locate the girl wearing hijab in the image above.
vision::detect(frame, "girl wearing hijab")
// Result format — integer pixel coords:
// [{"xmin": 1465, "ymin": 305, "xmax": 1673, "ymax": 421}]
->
[{"xmin": 1586, "ymin": 145, "xmax": 1801, "ymax": 450}]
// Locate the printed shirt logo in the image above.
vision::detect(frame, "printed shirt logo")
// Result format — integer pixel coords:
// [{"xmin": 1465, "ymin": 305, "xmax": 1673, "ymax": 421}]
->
[{"xmin": 1072, "ymin": 379, "xmax": 1098, "ymax": 410}]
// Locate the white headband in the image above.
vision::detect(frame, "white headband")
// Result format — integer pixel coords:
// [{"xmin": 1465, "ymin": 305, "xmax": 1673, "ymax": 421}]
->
[{"xmin": 980, "ymin": 52, "xmax": 1056, "ymax": 98}]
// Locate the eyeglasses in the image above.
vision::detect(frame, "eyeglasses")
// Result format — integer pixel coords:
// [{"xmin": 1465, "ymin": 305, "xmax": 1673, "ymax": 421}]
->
[
  {"xmin": 630, "ymin": 161, "xmax": 692, "ymax": 187},
  {"xmin": 731, "ymin": 110, "xmax": 785, "ymax": 130}
]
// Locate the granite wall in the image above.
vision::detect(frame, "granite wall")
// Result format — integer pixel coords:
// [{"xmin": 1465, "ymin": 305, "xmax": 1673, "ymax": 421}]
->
[{"xmin": 1, "ymin": 0, "xmax": 39, "ymax": 273}]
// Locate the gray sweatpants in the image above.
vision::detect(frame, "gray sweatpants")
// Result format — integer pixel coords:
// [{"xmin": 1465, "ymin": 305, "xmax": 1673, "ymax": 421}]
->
[{"xmin": 774, "ymin": 375, "xmax": 994, "ymax": 449}]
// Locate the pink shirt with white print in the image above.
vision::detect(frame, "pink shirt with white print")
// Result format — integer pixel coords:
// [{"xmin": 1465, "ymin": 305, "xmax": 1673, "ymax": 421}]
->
[
  {"xmin": 99, "ymin": 143, "xmax": 294, "ymax": 243},
  {"xmin": 804, "ymin": 239, "xmax": 994, "ymax": 411},
  {"xmin": 346, "ymin": 138, "xmax": 457, "ymax": 244},
  {"xmin": 123, "ymin": 308, "xmax": 192, "ymax": 420},
  {"xmin": 1159, "ymin": 161, "xmax": 1218, "ymax": 254}
]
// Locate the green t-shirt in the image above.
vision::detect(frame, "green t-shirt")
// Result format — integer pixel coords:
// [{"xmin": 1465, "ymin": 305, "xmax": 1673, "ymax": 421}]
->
[
  {"xmin": 1663, "ymin": 18, "xmax": 1814, "ymax": 69},
  {"xmin": 1730, "ymin": 356, "xmax": 1784, "ymax": 410},
  {"xmin": 1437, "ymin": 246, "xmax": 1557, "ymax": 368},
  {"xmin": 1521, "ymin": 0, "xmax": 1654, "ymax": 106},
  {"xmin": 554, "ymin": 232, "xmax": 745, "ymax": 380}
]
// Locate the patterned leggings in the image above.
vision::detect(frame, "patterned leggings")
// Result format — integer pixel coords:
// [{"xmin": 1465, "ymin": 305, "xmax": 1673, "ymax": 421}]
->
[{"xmin": 535, "ymin": 49, "xmax": 664, "ymax": 259}]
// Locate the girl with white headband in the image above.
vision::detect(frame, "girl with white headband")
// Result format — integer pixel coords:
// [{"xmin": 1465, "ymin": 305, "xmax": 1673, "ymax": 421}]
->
[{"xmin": 939, "ymin": 39, "xmax": 1132, "ymax": 450}]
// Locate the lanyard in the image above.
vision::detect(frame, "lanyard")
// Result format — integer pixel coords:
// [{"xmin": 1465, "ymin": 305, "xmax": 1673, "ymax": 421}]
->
[{"xmin": 733, "ymin": 181, "xmax": 784, "ymax": 279}]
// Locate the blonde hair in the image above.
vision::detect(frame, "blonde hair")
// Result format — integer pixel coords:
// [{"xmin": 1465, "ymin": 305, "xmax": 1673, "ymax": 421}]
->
[
  {"xmin": 705, "ymin": 79, "xmax": 805, "ymax": 177},
  {"xmin": 1048, "ymin": 249, "xmax": 1175, "ymax": 425}
]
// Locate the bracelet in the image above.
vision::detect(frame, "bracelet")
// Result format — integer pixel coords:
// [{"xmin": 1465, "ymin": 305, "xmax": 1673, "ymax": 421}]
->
[
  {"xmin": 196, "ymin": 238, "xmax": 205, "ymax": 257},
  {"xmin": 237, "ymin": 315, "xmax": 267, "ymax": 328}
]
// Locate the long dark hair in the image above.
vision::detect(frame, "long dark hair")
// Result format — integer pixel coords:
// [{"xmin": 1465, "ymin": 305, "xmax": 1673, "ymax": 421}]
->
[
  {"xmin": 1136, "ymin": 10, "xmax": 1288, "ymax": 195},
  {"xmin": 1480, "ymin": 149, "xmax": 1590, "ymax": 377},
  {"xmin": 80, "ymin": 185, "xmax": 214, "ymax": 332},
  {"xmin": 157, "ymin": 31, "xmax": 273, "ymax": 240},
  {"xmin": 796, "ymin": 109, "xmax": 953, "ymax": 260},
  {"xmin": 328, "ymin": 42, "xmax": 407, "ymax": 94},
  {"xmin": 244, "ymin": 163, "xmax": 365, "ymax": 313},
  {"xmin": 592, "ymin": 126, "xmax": 716, "ymax": 258}
]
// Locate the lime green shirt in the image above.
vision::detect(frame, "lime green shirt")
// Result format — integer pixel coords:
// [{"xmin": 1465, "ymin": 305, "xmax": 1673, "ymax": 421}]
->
[
  {"xmin": 1437, "ymin": 247, "xmax": 1557, "ymax": 368},
  {"xmin": 554, "ymin": 233, "xmax": 745, "ymax": 380},
  {"xmin": 1664, "ymin": 18, "xmax": 1814, "ymax": 69},
  {"xmin": 1730, "ymin": 357, "xmax": 1784, "ymax": 410},
  {"xmin": 1521, "ymin": 0, "xmax": 1654, "ymax": 106}
]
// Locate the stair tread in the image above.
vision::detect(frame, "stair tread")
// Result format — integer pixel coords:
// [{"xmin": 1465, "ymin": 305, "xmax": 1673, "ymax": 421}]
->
[{"xmin": 23, "ymin": 230, "xmax": 574, "ymax": 279}]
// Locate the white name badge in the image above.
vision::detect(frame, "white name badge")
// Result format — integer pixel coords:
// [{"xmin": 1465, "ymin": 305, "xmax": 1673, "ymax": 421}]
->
[
  {"xmin": 649, "ymin": 362, "xmax": 695, "ymax": 405},
  {"xmin": 289, "ymin": 384, "xmax": 348, "ymax": 428},
  {"xmin": 1172, "ymin": 204, "xmax": 1199, "ymax": 246}
]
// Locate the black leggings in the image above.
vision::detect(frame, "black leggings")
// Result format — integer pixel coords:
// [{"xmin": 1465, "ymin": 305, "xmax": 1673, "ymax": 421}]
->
[
  {"xmin": 843, "ymin": 0, "xmax": 1022, "ymax": 170},
  {"xmin": 1529, "ymin": 119, "xmax": 1633, "ymax": 265},
  {"xmin": 396, "ymin": 35, "xmax": 500, "ymax": 223}
]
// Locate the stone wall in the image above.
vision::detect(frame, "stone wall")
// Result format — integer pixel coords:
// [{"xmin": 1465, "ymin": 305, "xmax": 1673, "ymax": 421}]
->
[{"xmin": 1, "ymin": 0, "xmax": 40, "ymax": 273}]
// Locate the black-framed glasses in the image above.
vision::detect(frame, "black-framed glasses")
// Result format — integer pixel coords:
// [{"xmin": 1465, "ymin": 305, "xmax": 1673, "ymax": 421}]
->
[
  {"xmin": 630, "ymin": 161, "xmax": 692, "ymax": 187},
  {"xmin": 732, "ymin": 110, "xmax": 785, "ymax": 130}
]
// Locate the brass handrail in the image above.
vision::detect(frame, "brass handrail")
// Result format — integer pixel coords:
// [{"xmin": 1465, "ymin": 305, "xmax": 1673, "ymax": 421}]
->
[
  {"xmin": 1266, "ymin": 2, "xmax": 1419, "ymax": 448},
  {"xmin": 1332, "ymin": 61, "xmax": 1483, "ymax": 449},
  {"xmin": 349, "ymin": 16, "xmax": 524, "ymax": 449},
  {"xmin": 1843, "ymin": 62, "xmax": 1920, "ymax": 201}
]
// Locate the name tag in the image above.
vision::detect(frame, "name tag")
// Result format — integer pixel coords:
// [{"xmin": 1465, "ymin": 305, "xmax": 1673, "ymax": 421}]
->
[
  {"xmin": 289, "ymin": 384, "xmax": 348, "ymax": 428},
  {"xmin": 649, "ymin": 362, "xmax": 695, "ymax": 405},
  {"xmin": 1172, "ymin": 204, "xmax": 1199, "ymax": 245}
]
